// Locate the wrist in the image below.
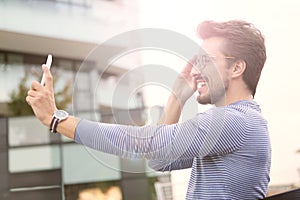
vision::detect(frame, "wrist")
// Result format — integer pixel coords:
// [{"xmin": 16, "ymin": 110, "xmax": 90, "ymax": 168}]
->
[
  {"xmin": 159, "ymin": 94, "xmax": 182, "ymax": 124},
  {"xmin": 42, "ymin": 115, "xmax": 53, "ymax": 128},
  {"xmin": 42, "ymin": 109, "xmax": 57, "ymax": 127},
  {"xmin": 169, "ymin": 93, "xmax": 186, "ymax": 109}
]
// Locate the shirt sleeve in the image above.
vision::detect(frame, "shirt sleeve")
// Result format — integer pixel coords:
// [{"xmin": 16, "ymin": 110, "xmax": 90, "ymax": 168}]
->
[
  {"xmin": 74, "ymin": 106, "xmax": 248, "ymax": 166},
  {"xmin": 148, "ymin": 158, "xmax": 194, "ymax": 172},
  {"xmin": 74, "ymin": 117, "xmax": 199, "ymax": 161}
]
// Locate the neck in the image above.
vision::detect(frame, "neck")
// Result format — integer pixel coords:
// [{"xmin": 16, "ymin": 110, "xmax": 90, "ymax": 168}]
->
[{"xmin": 215, "ymin": 90, "xmax": 253, "ymax": 107}]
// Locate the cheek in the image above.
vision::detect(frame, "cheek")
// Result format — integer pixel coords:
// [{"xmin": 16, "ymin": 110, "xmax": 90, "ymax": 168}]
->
[
  {"xmin": 205, "ymin": 68, "xmax": 231, "ymax": 90},
  {"xmin": 205, "ymin": 66, "xmax": 223, "ymax": 83},
  {"xmin": 217, "ymin": 70, "xmax": 231, "ymax": 87}
]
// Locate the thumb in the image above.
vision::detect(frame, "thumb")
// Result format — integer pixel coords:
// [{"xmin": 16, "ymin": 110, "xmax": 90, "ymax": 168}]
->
[{"xmin": 42, "ymin": 64, "xmax": 54, "ymax": 91}]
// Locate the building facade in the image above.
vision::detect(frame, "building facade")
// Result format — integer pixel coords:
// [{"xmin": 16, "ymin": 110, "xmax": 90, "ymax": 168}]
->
[{"xmin": 0, "ymin": 1, "xmax": 169, "ymax": 199}]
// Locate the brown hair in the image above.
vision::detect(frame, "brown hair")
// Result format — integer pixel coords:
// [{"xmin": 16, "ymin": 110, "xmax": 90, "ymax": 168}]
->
[{"xmin": 197, "ymin": 20, "xmax": 266, "ymax": 96}]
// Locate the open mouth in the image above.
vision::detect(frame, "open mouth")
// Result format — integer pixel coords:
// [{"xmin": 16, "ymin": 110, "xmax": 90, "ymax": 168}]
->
[
  {"xmin": 195, "ymin": 75, "xmax": 209, "ymax": 88},
  {"xmin": 197, "ymin": 81, "xmax": 207, "ymax": 89},
  {"xmin": 196, "ymin": 76, "xmax": 209, "ymax": 94}
]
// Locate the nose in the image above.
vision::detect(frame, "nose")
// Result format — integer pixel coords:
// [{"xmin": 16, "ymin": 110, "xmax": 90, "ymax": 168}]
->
[
  {"xmin": 191, "ymin": 65, "xmax": 202, "ymax": 77},
  {"xmin": 190, "ymin": 55, "xmax": 204, "ymax": 77}
]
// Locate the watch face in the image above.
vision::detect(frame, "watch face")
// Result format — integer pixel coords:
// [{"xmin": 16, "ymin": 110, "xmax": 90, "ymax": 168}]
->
[{"xmin": 55, "ymin": 110, "xmax": 69, "ymax": 120}]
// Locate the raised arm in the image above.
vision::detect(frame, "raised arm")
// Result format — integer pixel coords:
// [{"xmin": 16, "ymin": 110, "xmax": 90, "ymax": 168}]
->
[
  {"xmin": 151, "ymin": 58, "xmax": 198, "ymax": 171},
  {"xmin": 158, "ymin": 57, "xmax": 197, "ymax": 124}
]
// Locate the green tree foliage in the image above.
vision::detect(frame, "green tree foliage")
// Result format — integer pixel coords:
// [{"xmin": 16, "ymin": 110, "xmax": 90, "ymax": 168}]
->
[{"xmin": 8, "ymin": 72, "xmax": 72, "ymax": 116}]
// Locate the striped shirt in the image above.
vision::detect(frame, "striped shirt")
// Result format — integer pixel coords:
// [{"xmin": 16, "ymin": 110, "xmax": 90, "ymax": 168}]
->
[{"xmin": 75, "ymin": 100, "xmax": 271, "ymax": 199}]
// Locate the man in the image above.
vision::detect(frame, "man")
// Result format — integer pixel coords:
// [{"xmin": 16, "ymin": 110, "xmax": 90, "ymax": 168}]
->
[{"xmin": 26, "ymin": 20, "xmax": 271, "ymax": 199}]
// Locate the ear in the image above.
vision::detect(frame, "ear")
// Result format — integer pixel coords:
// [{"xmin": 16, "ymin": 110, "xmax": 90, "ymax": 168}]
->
[{"xmin": 232, "ymin": 60, "xmax": 246, "ymax": 78}]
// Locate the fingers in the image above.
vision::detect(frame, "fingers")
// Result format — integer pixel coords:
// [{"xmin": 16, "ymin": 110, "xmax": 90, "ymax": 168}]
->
[
  {"xmin": 25, "ymin": 95, "xmax": 31, "ymax": 106},
  {"xmin": 27, "ymin": 84, "xmax": 42, "ymax": 106},
  {"xmin": 27, "ymin": 88, "xmax": 42, "ymax": 98},
  {"xmin": 27, "ymin": 64, "xmax": 53, "ymax": 106},
  {"xmin": 42, "ymin": 64, "xmax": 54, "ymax": 91},
  {"xmin": 30, "ymin": 81, "xmax": 43, "ymax": 91},
  {"xmin": 182, "ymin": 56, "xmax": 197, "ymax": 74}
]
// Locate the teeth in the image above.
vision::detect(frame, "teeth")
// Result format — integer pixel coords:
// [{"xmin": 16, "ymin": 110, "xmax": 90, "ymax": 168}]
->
[{"xmin": 197, "ymin": 82, "xmax": 206, "ymax": 88}]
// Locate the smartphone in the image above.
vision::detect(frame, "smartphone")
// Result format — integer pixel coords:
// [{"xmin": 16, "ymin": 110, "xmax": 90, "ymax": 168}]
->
[{"xmin": 41, "ymin": 54, "xmax": 52, "ymax": 86}]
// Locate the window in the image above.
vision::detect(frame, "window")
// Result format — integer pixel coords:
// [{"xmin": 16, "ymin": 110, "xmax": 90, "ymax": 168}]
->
[{"xmin": 33, "ymin": 0, "xmax": 93, "ymax": 8}]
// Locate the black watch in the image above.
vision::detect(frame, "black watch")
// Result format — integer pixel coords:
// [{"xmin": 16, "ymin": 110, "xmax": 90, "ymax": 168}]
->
[{"xmin": 50, "ymin": 110, "xmax": 69, "ymax": 133}]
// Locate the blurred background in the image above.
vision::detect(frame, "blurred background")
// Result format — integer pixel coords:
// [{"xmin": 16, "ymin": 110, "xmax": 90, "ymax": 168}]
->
[{"xmin": 0, "ymin": 0, "xmax": 300, "ymax": 199}]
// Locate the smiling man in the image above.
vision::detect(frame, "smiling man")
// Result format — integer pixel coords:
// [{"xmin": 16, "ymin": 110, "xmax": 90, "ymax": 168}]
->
[
  {"xmin": 152, "ymin": 20, "xmax": 271, "ymax": 199},
  {"xmin": 26, "ymin": 20, "xmax": 271, "ymax": 199}
]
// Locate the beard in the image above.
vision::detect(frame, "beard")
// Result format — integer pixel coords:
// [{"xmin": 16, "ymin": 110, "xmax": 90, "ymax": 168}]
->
[{"xmin": 196, "ymin": 78, "xmax": 228, "ymax": 106}]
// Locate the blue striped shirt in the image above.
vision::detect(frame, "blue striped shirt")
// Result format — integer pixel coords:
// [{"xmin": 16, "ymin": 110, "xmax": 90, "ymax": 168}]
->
[{"xmin": 74, "ymin": 100, "xmax": 271, "ymax": 199}]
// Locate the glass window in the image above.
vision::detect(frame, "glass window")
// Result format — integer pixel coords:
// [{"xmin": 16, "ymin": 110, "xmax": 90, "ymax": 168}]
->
[
  {"xmin": 9, "ymin": 145, "xmax": 61, "ymax": 173},
  {"xmin": 0, "ymin": 54, "xmax": 25, "ymax": 102},
  {"xmin": 56, "ymin": 0, "xmax": 92, "ymax": 7},
  {"xmin": 73, "ymin": 70, "xmax": 92, "ymax": 111},
  {"xmin": 75, "ymin": 70, "xmax": 90, "ymax": 91},
  {"xmin": 7, "ymin": 53, "xmax": 23, "ymax": 64},
  {"xmin": 0, "ymin": 53, "xmax": 4, "ymax": 65},
  {"xmin": 62, "ymin": 144, "xmax": 121, "ymax": 184},
  {"xmin": 8, "ymin": 116, "xmax": 50, "ymax": 146},
  {"xmin": 54, "ymin": 60, "xmax": 74, "ymax": 111},
  {"xmin": 0, "ymin": 53, "xmax": 7, "ymax": 102}
]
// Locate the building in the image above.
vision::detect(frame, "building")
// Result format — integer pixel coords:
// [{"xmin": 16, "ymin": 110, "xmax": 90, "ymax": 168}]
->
[{"xmin": 0, "ymin": 1, "xmax": 170, "ymax": 199}]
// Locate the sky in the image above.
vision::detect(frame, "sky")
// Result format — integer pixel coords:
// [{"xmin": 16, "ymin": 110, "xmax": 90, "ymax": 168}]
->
[{"xmin": 138, "ymin": 0, "xmax": 300, "ymax": 187}]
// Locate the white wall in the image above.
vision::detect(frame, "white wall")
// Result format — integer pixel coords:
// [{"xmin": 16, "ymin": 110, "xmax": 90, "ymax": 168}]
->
[{"xmin": 0, "ymin": 0, "xmax": 140, "ymax": 44}]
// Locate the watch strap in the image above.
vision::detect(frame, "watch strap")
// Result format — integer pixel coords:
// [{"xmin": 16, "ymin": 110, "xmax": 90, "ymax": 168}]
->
[
  {"xmin": 50, "ymin": 116, "xmax": 56, "ymax": 133},
  {"xmin": 50, "ymin": 117, "xmax": 59, "ymax": 133},
  {"xmin": 53, "ymin": 118, "xmax": 60, "ymax": 133}
]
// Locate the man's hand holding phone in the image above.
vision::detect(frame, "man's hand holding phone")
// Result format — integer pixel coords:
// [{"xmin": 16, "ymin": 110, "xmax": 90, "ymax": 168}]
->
[{"xmin": 26, "ymin": 54, "xmax": 57, "ymax": 126}]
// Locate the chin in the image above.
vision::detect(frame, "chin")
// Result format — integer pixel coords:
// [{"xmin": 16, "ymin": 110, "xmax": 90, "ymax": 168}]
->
[{"xmin": 196, "ymin": 94, "xmax": 212, "ymax": 105}]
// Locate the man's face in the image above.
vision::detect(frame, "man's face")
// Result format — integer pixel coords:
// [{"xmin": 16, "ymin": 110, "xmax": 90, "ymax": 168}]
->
[{"xmin": 194, "ymin": 37, "xmax": 233, "ymax": 106}]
